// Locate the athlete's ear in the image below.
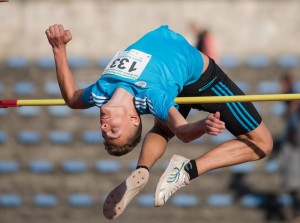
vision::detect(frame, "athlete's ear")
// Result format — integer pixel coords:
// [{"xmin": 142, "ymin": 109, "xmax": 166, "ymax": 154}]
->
[{"xmin": 130, "ymin": 114, "xmax": 140, "ymax": 126}]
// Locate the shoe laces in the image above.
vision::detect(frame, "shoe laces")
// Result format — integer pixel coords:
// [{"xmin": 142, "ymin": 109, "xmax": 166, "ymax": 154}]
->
[{"xmin": 166, "ymin": 163, "xmax": 189, "ymax": 195}]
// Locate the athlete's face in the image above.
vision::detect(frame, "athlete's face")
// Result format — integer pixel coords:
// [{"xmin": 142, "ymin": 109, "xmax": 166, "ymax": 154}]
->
[{"xmin": 100, "ymin": 106, "xmax": 135, "ymax": 146}]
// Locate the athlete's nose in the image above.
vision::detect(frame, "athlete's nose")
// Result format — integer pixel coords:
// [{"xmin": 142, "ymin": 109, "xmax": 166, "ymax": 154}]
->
[{"xmin": 101, "ymin": 123, "xmax": 109, "ymax": 131}]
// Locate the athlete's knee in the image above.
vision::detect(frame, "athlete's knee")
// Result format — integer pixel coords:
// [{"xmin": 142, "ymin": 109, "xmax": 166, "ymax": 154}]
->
[
  {"xmin": 253, "ymin": 123, "xmax": 273, "ymax": 159},
  {"xmin": 259, "ymin": 131, "xmax": 273, "ymax": 158},
  {"xmin": 238, "ymin": 122, "xmax": 273, "ymax": 159}
]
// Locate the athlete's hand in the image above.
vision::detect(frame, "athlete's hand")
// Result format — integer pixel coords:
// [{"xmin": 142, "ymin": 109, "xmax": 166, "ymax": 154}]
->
[
  {"xmin": 45, "ymin": 24, "xmax": 72, "ymax": 50},
  {"xmin": 203, "ymin": 112, "xmax": 225, "ymax": 136}
]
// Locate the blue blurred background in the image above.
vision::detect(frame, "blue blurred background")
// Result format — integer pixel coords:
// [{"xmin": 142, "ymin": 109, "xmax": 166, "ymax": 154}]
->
[{"xmin": 0, "ymin": 0, "xmax": 300, "ymax": 223}]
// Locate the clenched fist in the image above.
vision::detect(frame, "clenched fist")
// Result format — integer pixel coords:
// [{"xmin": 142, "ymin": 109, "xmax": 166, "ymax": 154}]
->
[
  {"xmin": 204, "ymin": 111, "xmax": 225, "ymax": 136},
  {"xmin": 45, "ymin": 24, "xmax": 72, "ymax": 50}
]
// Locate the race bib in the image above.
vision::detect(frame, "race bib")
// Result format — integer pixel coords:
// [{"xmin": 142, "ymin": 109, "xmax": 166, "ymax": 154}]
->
[{"xmin": 103, "ymin": 50, "xmax": 152, "ymax": 80}]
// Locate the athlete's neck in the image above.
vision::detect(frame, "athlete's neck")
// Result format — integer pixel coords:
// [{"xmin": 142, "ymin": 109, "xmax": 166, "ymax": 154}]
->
[
  {"xmin": 109, "ymin": 88, "xmax": 134, "ymax": 105},
  {"xmin": 102, "ymin": 88, "xmax": 137, "ymax": 114}
]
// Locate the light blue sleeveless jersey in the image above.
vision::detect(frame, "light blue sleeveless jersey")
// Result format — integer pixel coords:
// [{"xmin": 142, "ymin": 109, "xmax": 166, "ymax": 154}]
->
[{"xmin": 82, "ymin": 25, "xmax": 204, "ymax": 122}]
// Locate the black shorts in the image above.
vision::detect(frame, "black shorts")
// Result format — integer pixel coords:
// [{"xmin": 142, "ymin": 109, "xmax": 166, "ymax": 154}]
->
[{"xmin": 178, "ymin": 58, "xmax": 262, "ymax": 136}]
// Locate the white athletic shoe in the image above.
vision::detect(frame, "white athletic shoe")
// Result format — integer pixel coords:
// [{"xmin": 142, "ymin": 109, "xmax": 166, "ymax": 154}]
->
[
  {"xmin": 154, "ymin": 154, "xmax": 190, "ymax": 207},
  {"xmin": 103, "ymin": 168, "xmax": 149, "ymax": 220}
]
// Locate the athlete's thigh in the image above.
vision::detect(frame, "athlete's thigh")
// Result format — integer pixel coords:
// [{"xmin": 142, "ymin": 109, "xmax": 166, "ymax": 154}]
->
[
  {"xmin": 237, "ymin": 121, "xmax": 272, "ymax": 143},
  {"xmin": 200, "ymin": 70, "xmax": 262, "ymax": 136},
  {"xmin": 180, "ymin": 63, "xmax": 262, "ymax": 136}
]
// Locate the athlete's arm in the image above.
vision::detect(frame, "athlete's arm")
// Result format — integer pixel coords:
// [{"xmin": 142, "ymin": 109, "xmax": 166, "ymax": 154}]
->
[
  {"xmin": 166, "ymin": 106, "xmax": 225, "ymax": 143},
  {"xmin": 45, "ymin": 24, "xmax": 88, "ymax": 109}
]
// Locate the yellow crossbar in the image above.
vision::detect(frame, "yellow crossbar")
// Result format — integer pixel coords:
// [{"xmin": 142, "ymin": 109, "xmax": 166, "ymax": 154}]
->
[
  {"xmin": 13, "ymin": 93, "xmax": 300, "ymax": 107},
  {"xmin": 174, "ymin": 93, "xmax": 300, "ymax": 104},
  {"xmin": 17, "ymin": 99, "xmax": 66, "ymax": 106}
]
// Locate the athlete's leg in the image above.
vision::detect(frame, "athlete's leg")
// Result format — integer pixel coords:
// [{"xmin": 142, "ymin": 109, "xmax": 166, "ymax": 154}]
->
[
  {"xmin": 103, "ymin": 103, "xmax": 191, "ymax": 219},
  {"xmin": 137, "ymin": 106, "xmax": 190, "ymax": 169},
  {"xmin": 184, "ymin": 58, "xmax": 273, "ymax": 172},
  {"xmin": 195, "ymin": 121, "xmax": 273, "ymax": 175},
  {"xmin": 103, "ymin": 121, "xmax": 172, "ymax": 219},
  {"xmin": 154, "ymin": 58, "xmax": 273, "ymax": 206},
  {"xmin": 137, "ymin": 131, "xmax": 168, "ymax": 169},
  {"xmin": 154, "ymin": 121, "xmax": 273, "ymax": 206}
]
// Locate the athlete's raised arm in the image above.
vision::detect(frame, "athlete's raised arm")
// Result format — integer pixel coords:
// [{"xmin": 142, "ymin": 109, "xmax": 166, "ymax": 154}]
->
[{"xmin": 45, "ymin": 24, "xmax": 88, "ymax": 109}]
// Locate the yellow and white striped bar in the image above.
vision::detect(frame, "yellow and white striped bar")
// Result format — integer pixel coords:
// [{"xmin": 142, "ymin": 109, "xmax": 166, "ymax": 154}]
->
[{"xmin": 10, "ymin": 93, "xmax": 300, "ymax": 107}]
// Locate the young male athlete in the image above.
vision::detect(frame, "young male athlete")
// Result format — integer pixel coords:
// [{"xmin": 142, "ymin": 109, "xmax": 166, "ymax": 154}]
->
[
  {"xmin": 45, "ymin": 24, "xmax": 273, "ymax": 219},
  {"xmin": 45, "ymin": 24, "xmax": 225, "ymax": 156},
  {"xmin": 101, "ymin": 29, "xmax": 273, "ymax": 219}
]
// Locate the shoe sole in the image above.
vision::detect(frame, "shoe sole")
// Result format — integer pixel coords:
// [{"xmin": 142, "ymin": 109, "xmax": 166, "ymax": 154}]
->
[{"xmin": 103, "ymin": 168, "xmax": 149, "ymax": 220}]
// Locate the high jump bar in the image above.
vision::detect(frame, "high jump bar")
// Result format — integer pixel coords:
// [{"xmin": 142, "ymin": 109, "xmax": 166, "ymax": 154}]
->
[{"xmin": 1, "ymin": 94, "xmax": 300, "ymax": 108}]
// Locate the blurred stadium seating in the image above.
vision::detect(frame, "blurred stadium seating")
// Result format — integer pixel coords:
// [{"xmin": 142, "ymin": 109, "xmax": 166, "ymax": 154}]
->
[
  {"xmin": 28, "ymin": 160, "xmax": 54, "ymax": 173},
  {"xmin": 48, "ymin": 106, "xmax": 72, "ymax": 117},
  {"xmin": 230, "ymin": 162, "xmax": 256, "ymax": 174},
  {"xmin": 0, "ymin": 131, "xmax": 8, "ymax": 144},
  {"xmin": 33, "ymin": 194, "xmax": 58, "ymax": 207},
  {"xmin": 171, "ymin": 194, "xmax": 199, "ymax": 207},
  {"xmin": 95, "ymin": 159, "xmax": 121, "ymax": 173},
  {"xmin": 62, "ymin": 160, "xmax": 87, "ymax": 173},
  {"xmin": 219, "ymin": 55, "xmax": 240, "ymax": 68},
  {"xmin": 17, "ymin": 106, "xmax": 41, "ymax": 117},
  {"xmin": 277, "ymin": 55, "xmax": 300, "ymax": 68},
  {"xmin": 0, "ymin": 160, "xmax": 19, "ymax": 173},
  {"xmin": 0, "ymin": 194, "xmax": 22, "ymax": 207},
  {"xmin": 68, "ymin": 56, "xmax": 89, "ymax": 69},
  {"xmin": 17, "ymin": 130, "xmax": 41, "ymax": 144},
  {"xmin": 36, "ymin": 57, "xmax": 56, "ymax": 69},
  {"xmin": 6, "ymin": 57, "xmax": 29, "ymax": 69},
  {"xmin": 44, "ymin": 81, "xmax": 61, "ymax": 96},
  {"xmin": 81, "ymin": 130, "xmax": 104, "ymax": 144},
  {"xmin": 136, "ymin": 193, "xmax": 154, "ymax": 207},
  {"xmin": 207, "ymin": 194, "xmax": 233, "ymax": 207},
  {"xmin": 246, "ymin": 55, "xmax": 271, "ymax": 69},
  {"xmin": 68, "ymin": 193, "xmax": 93, "ymax": 207},
  {"xmin": 240, "ymin": 194, "xmax": 266, "ymax": 208},
  {"xmin": 48, "ymin": 131, "xmax": 73, "ymax": 144},
  {"xmin": 14, "ymin": 81, "xmax": 36, "ymax": 95},
  {"xmin": 257, "ymin": 81, "xmax": 281, "ymax": 94}
]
